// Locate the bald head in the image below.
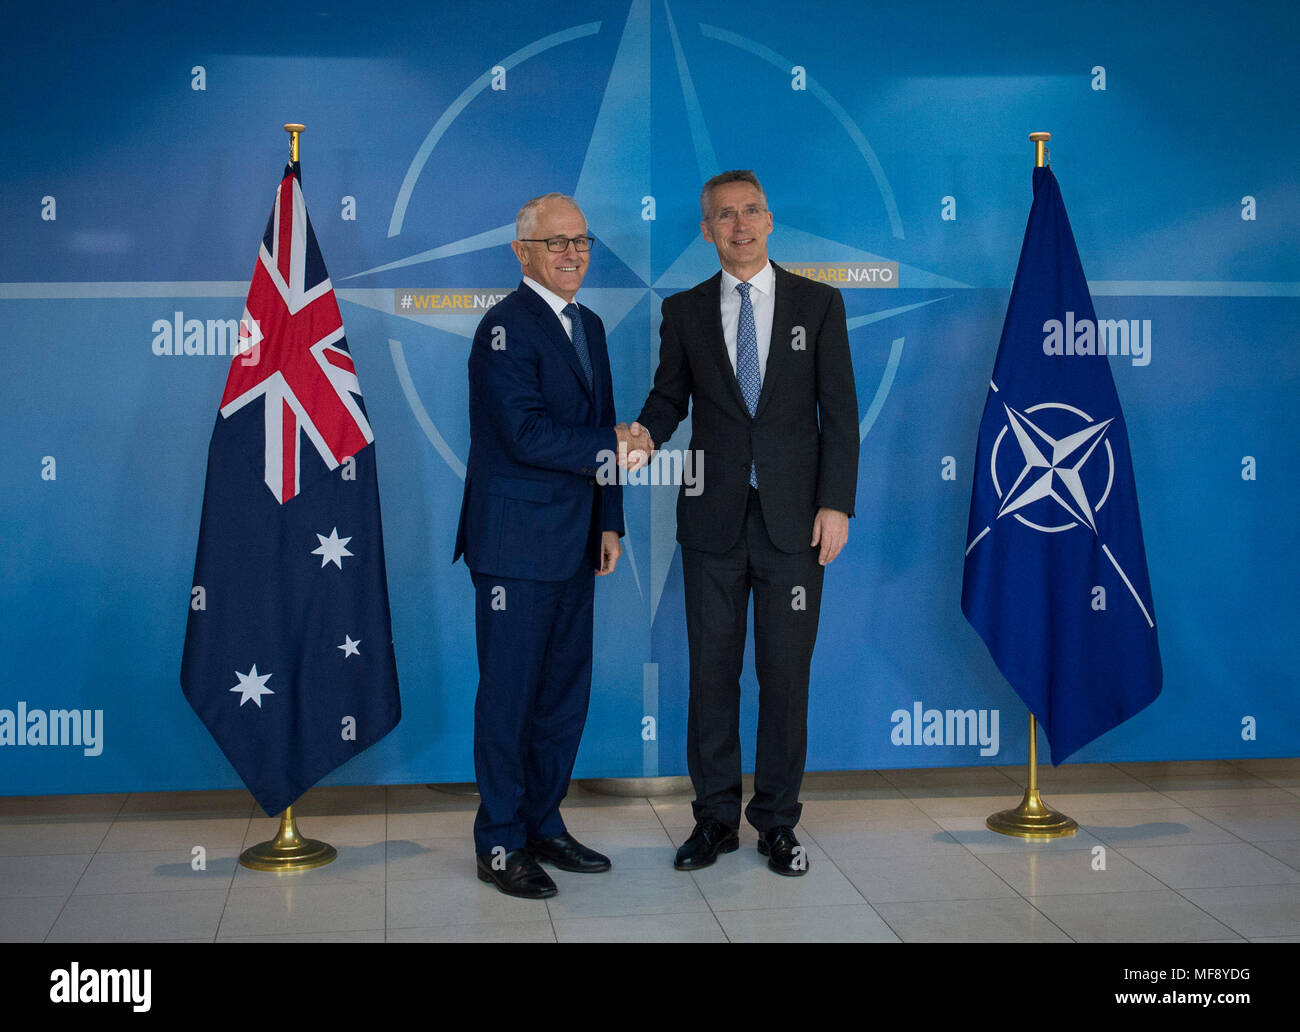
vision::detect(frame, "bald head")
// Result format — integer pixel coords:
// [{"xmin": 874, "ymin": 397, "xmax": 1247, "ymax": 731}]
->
[{"xmin": 516, "ymin": 192, "xmax": 583, "ymax": 239}]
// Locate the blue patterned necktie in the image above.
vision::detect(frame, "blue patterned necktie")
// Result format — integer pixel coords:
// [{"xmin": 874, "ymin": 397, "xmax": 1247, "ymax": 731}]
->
[
  {"xmin": 562, "ymin": 302, "xmax": 594, "ymax": 390},
  {"xmin": 735, "ymin": 281, "xmax": 761, "ymax": 488}
]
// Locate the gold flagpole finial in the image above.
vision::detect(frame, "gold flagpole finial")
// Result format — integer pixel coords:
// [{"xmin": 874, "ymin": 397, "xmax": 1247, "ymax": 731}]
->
[
  {"xmin": 284, "ymin": 123, "xmax": 306, "ymax": 163},
  {"xmin": 1029, "ymin": 131, "xmax": 1051, "ymax": 168}
]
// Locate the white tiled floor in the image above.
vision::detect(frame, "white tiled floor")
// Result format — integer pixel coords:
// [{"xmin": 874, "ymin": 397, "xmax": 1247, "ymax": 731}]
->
[{"xmin": 2, "ymin": 760, "xmax": 1299, "ymax": 942}]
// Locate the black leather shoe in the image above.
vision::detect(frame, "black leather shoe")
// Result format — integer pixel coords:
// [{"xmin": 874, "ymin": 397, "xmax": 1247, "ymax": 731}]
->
[
  {"xmin": 476, "ymin": 849, "xmax": 558, "ymax": 899},
  {"xmin": 757, "ymin": 826, "xmax": 808, "ymax": 876},
  {"xmin": 526, "ymin": 832, "xmax": 611, "ymax": 873},
  {"xmin": 673, "ymin": 819, "xmax": 740, "ymax": 870}
]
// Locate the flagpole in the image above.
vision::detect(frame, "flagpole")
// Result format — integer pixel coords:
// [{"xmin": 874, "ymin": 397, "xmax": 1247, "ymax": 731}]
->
[
  {"xmin": 1030, "ymin": 130, "xmax": 1049, "ymax": 169},
  {"xmin": 984, "ymin": 132, "xmax": 1080, "ymax": 841},
  {"xmin": 284, "ymin": 122, "xmax": 305, "ymax": 163},
  {"xmin": 235, "ymin": 123, "xmax": 341, "ymax": 873}
]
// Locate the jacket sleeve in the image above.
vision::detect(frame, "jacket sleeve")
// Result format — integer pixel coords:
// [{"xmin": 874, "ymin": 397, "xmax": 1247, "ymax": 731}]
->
[
  {"xmin": 814, "ymin": 288, "xmax": 860, "ymax": 516},
  {"xmin": 470, "ymin": 309, "xmax": 618, "ymax": 476},
  {"xmin": 635, "ymin": 296, "xmax": 693, "ymax": 450}
]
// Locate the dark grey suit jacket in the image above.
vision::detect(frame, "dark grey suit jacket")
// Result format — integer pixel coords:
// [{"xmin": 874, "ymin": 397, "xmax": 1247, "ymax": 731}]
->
[{"xmin": 636, "ymin": 262, "xmax": 859, "ymax": 554}]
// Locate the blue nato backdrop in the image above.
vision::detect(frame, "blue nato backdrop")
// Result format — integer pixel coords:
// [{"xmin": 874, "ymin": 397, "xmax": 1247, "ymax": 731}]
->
[{"xmin": 1, "ymin": 0, "xmax": 1297, "ymax": 796}]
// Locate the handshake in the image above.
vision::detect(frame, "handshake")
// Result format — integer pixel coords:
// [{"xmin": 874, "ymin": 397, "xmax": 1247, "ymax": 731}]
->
[{"xmin": 614, "ymin": 421, "xmax": 656, "ymax": 471}]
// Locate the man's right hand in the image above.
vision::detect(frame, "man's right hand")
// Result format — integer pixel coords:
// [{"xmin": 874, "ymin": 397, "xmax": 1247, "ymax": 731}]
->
[{"xmin": 615, "ymin": 422, "xmax": 656, "ymax": 470}]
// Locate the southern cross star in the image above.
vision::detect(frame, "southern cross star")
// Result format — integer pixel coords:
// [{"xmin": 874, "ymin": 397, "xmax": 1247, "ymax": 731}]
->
[
  {"xmin": 230, "ymin": 665, "xmax": 274, "ymax": 707},
  {"xmin": 312, "ymin": 527, "xmax": 354, "ymax": 569}
]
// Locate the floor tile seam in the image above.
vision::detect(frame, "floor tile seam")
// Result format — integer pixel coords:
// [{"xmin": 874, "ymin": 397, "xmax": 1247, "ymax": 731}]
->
[
  {"xmin": 868, "ymin": 894, "xmax": 1078, "ymax": 943},
  {"xmin": 1017, "ymin": 894, "xmax": 1078, "ymax": 943},
  {"xmin": 214, "ymin": 813, "xmax": 257, "ymax": 942},
  {"xmin": 1112, "ymin": 842, "xmax": 1300, "ymax": 889},
  {"xmin": 40, "ymin": 813, "xmax": 118, "ymax": 942},
  {"xmin": 647, "ymin": 793, "xmax": 731, "ymax": 941},
  {"xmin": 1101, "ymin": 842, "xmax": 1202, "ymax": 896},
  {"xmin": 1253, "ymin": 843, "xmax": 1300, "ymax": 875},
  {"xmin": 216, "ymin": 929, "xmax": 387, "ymax": 943},
  {"xmin": 1183, "ymin": 801, "xmax": 1300, "ymax": 835},
  {"xmin": 804, "ymin": 823, "xmax": 908, "ymax": 942},
  {"xmin": 1168, "ymin": 884, "xmax": 1262, "ymax": 939},
  {"xmin": 877, "ymin": 765, "xmax": 1025, "ymax": 789},
  {"xmin": 1108, "ymin": 839, "xmax": 1292, "ymax": 859},
  {"xmin": 1123, "ymin": 767, "xmax": 1278, "ymax": 791},
  {"xmin": 1016, "ymin": 884, "xmax": 1229, "ymax": 900},
  {"xmin": 944, "ymin": 827, "xmax": 1090, "ymax": 940},
  {"xmin": 960, "ymin": 837, "xmax": 1063, "ymax": 909}
]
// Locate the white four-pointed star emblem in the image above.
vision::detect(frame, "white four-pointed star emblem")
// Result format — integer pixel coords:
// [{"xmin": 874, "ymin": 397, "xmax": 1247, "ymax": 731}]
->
[{"xmin": 996, "ymin": 404, "xmax": 1113, "ymax": 533}]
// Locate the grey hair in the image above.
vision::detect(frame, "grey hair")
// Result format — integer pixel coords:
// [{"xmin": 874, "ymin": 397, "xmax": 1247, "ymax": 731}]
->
[
  {"xmin": 700, "ymin": 170, "xmax": 767, "ymax": 219},
  {"xmin": 516, "ymin": 192, "xmax": 582, "ymax": 238}
]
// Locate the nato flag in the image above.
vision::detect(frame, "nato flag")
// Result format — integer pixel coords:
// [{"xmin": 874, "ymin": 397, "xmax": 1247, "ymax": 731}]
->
[
  {"xmin": 962, "ymin": 165, "xmax": 1161, "ymax": 764},
  {"xmin": 181, "ymin": 163, "xmax": 401, "ymax": 815}
]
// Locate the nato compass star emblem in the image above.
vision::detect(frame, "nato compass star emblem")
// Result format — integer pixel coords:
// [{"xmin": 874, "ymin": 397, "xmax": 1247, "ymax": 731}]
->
[
  {"xmin": 992, "ymin": 402, "xmax": 1115, "ymax": 534},
  {"xmin": 340, "ymin": 0, "xmax": 968, "ymax": 623}
]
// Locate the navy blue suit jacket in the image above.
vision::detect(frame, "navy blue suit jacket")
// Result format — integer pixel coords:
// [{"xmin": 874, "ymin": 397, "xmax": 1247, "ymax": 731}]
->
[{"xmin": 454, "ymin": 281, "xmax": 624, "ymax": 581}]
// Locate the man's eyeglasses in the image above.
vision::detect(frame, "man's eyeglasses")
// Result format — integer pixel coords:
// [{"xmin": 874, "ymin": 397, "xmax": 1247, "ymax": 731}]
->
[
  {"xmin": 709, "ymin": 205, "xmax": 767, "ymax": 224},
  {"xmin": 517, "ymin": 236, "xmax": 596, "ymax": 252}
]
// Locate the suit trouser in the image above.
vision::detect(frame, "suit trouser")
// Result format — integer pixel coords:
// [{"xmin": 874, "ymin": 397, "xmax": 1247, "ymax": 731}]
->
[
  {"xmin": 470, "ymin": 562, "xmax": 594, "ymax": 855},
  {"xmin": 681, "ymin": 488, "xmax": 825, "ymax": 833}
]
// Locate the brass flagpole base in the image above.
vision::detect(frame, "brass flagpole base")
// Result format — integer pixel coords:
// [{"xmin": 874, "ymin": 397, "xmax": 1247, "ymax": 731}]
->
[
  {"xmin": 986, "ymin": 788, "xmax": 1078, "ymax": 839},
  {"xmin": 239, "ymin": 806, "xmax": 337, "ymax": 871},
  {"xmin": 987, "ymin": 709, "xmax": 1076, "ymax": 839}
]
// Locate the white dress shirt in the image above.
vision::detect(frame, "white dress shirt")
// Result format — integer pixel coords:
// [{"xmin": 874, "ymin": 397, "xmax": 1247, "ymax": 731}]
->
[
  {"xmin": 719, "ymin": 261, "xmax": 774, "ymax": 381},
  {"xmin": 523, "ymin": 276, "xmax": 576, "ymax": 340}
]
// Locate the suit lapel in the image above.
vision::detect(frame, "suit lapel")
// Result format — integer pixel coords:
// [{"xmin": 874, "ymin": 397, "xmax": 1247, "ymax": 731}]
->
[
  {"xmin": 516, "ymin": 281, "xmax": 595, "ymax": 401},
  {"xmin": 754, "ymin": 262, "xmax": 795, "ymax": 420}
]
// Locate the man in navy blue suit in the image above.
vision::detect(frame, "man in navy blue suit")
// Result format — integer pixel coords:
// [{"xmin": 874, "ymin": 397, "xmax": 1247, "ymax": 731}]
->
[{"xmin": 454, "ymin": 193, "xmax": 631, "ymax": 899}]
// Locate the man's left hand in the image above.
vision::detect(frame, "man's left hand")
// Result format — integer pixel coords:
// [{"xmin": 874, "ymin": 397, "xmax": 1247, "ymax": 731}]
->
[
  {"xmin": 810, "ymin": 508, "xmax": 849, "ymax": 566},
  {"xmin": 597, "ymin": 530, "xmax": 622, "ymax": 576}
]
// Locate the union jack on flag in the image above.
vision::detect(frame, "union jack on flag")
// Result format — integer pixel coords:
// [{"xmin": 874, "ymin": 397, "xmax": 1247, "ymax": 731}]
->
[
  {"xmin": 221, "ymin": 167, "xmax": 373, "ymax": 504},
  {"xmin": 182, "ymin": 161, "xmax": 401, "ymax": 816}
]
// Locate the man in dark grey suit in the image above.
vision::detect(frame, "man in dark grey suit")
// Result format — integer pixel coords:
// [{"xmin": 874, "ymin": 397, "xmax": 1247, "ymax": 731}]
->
[{"xmin": 629, "ymin": 170, "xmax": 859, "ymax": 876}]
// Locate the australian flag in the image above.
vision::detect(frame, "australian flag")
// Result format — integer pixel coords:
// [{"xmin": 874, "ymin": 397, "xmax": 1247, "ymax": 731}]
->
[
  {"xmin": 181, "ymin": 161, "xmax": 401, "ymax": 815},
  {"xmin": 962, "ymin": 165, "xmax": 1161, "ymax": 764}
]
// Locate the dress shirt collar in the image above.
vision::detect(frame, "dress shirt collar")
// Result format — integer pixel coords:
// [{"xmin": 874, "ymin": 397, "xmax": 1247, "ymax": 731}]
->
[
  {"xmin": 523, "ymin": 276, "xmax": 576, "ymax": 320},
  {"xmin": 720, "ymin": 260, "xmax": 774, "ymax": 299}
]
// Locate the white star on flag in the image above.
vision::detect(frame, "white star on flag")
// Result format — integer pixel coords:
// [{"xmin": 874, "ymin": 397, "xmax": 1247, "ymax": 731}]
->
[
  {"xmin": 338, "ymin": 635, "xmax": 361, "ymax": 658},
  {"xmin": 312, "ymin": 527, "xmax": 354, "ymax": 569},
  {"xmin": 996, "ymin": 405, "xmax": 1113, "ymax": 533},
  {"xmin": 230, "ymin": 665, "xmax": 275, "ymax": 707}
]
